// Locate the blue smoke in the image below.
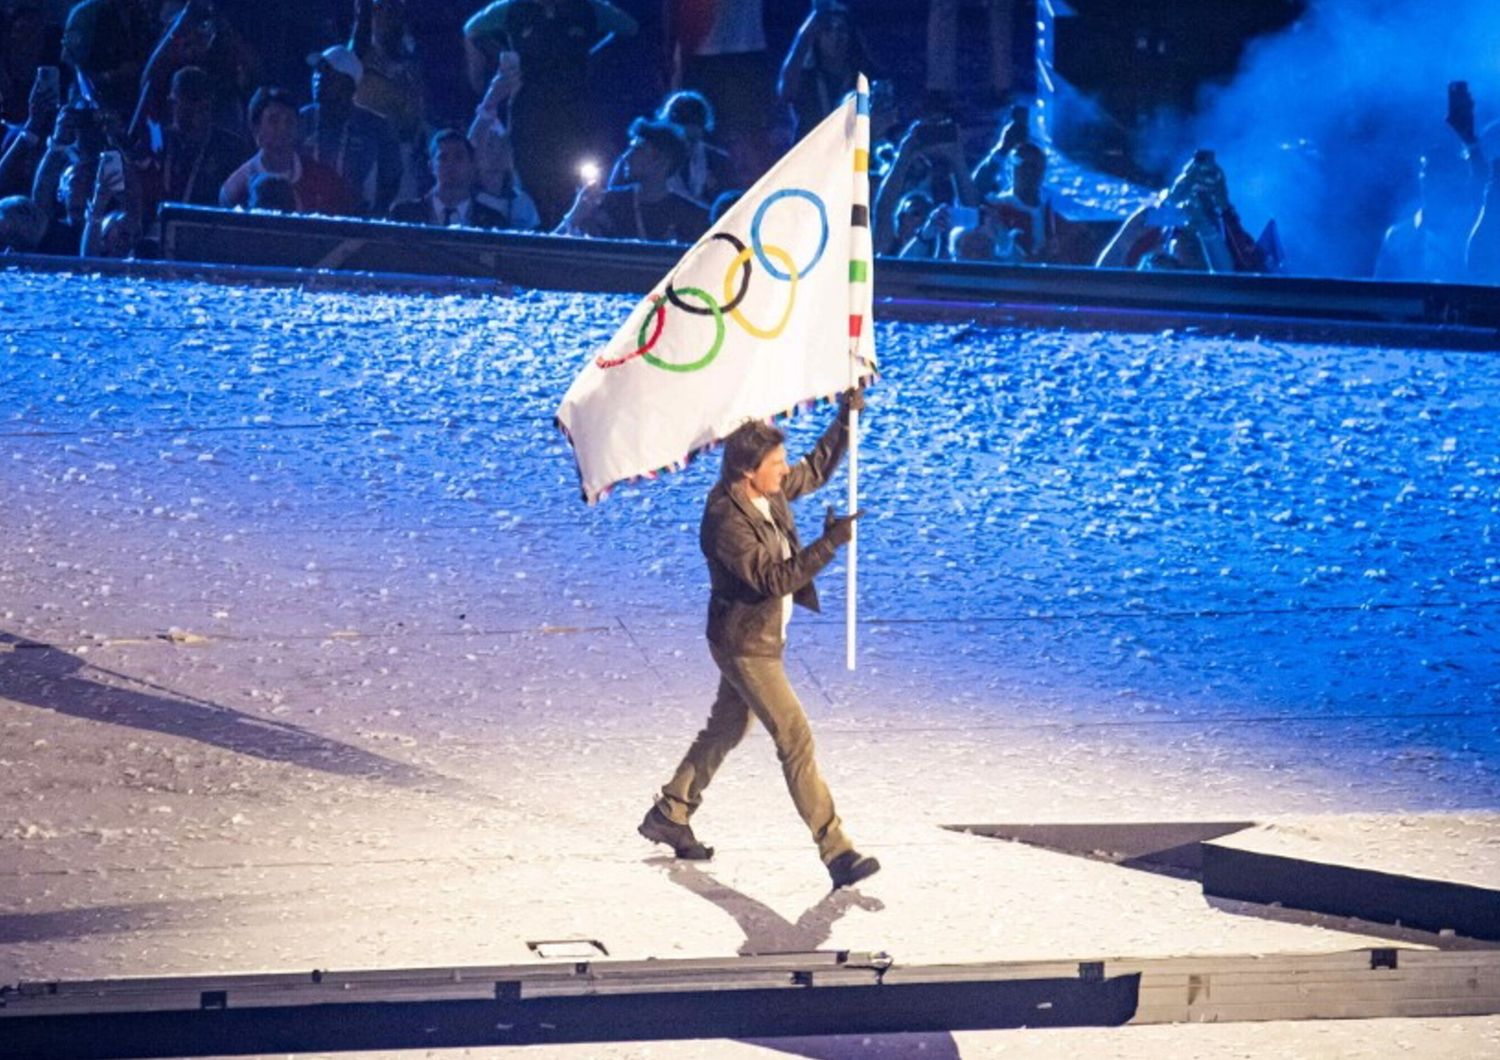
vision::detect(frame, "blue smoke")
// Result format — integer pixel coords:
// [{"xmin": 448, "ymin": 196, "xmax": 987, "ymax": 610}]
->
[{"xmin": 1138, "ymin": 0, "xmax": 1500, "ymax": 278}]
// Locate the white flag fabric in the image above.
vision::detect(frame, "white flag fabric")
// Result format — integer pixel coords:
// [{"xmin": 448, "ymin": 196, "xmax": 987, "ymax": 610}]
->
[{"xmin": 558, "ymin": 75, "xmax": 877, "ymax": 503}]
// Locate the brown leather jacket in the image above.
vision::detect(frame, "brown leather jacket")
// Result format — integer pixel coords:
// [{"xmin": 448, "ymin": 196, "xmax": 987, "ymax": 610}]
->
[{"xmin": 701, "ymin": 413, "xmax": 850, "ymax": 657}]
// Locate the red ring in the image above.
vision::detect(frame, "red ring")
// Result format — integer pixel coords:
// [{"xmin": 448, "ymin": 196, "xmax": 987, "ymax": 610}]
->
[{"xmin": 596, "ymin": 296, "xmax": 667, "ymax": 368}]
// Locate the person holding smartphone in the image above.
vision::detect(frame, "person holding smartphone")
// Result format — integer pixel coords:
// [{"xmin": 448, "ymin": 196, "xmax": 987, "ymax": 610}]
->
[
  {"xmin": 1098, "ymin": 148, "xmax": 1271, "ymax": 273},
  {"xmin": 1374, "ymin": 83, "xmax": 1489, "ymax": 282},
  {"xmin": 872, "ymin": 114, "xmax": 980, "ymax": 258},
  {"xmin": 778, "ymin": 1, "xmax": 870, "ymax": 143},
  {"xmin": 0, "ymin": 67, "xmax": 61, "ymax": 198}
]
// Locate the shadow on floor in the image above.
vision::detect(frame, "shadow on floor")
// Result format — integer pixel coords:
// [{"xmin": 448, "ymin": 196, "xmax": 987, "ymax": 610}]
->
[
  {"xmin": 0, "ymin": 631, "xmax": 459, "ymax": 792},
  {"xmin": 0, "ymin": 900, "xmax": 196, "ymax": 945},
  {"xmin": 658, "ymin": 858, "xmax": 885, "ymax": 956},
  {"xmin": 654, "ymin": 860, "xmax": 963, "ymax": 1058}
]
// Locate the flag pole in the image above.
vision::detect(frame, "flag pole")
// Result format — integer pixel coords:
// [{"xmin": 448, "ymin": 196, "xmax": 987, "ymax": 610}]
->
[
  {"xmin": 846, "ymin": 393, "xmax": 858, "ymax": 671},
  {"xmin": 847, "ymin": 74, "xmax": 871, "ymax": 672}
]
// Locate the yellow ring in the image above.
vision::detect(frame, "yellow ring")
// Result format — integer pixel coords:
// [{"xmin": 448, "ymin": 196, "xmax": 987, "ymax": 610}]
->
[{"xmin": 725, "ymin": 244, "xmax": 798, "ymax": 340}]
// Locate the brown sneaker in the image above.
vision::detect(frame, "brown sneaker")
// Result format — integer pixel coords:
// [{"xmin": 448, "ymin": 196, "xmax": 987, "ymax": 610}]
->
[
  {"xmin": 638, "ymin": 805, "xmax": 713, "ymax": 860},
  {"xmin": 827, "ymin": 850, "xmax": 881, "ymax": 889}
]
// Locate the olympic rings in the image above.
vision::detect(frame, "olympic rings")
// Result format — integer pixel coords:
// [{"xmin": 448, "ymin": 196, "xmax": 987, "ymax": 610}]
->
[
  {"xmin": 751, "ymin": 189, "xmax": 828, "ymax": 280},
  {"xmin": 727, "ymin": 244, "xmax": 797, "ymax": 340},
  {"xmin": 667, "ymin": 233, "xmax": 751, "ymax": 316},
  {"xmin": 595, "ymin": 297, "xmax": 665, "ymax": 369},
  {"xmin": 640, "ymin": 288, "xmax": 724, "ymax": 373},
  {"xmin": 596, "ymin": 186, "xmax": 829, "ymax": 373}
]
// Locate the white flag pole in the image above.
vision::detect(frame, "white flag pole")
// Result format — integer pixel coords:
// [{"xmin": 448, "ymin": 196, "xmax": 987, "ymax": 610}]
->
[
  {"xmin": 846, "ymin": 74, "xmax": 871, "ymax": 672},
  {"xmin": 846, "ymin": 396, "xmax": 858, "ymax": 671}
]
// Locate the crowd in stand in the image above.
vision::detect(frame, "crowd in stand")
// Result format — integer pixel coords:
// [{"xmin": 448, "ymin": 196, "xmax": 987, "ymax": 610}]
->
[{"xmin": 0, "ymin": 0, "xmax": 1497, "ymax": 283}]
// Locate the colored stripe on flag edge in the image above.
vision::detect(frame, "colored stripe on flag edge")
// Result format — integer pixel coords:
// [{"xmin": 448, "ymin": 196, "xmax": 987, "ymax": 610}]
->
[{"xmin": 558, "ymin": 371, "xmax": 881, "ymax": 504}]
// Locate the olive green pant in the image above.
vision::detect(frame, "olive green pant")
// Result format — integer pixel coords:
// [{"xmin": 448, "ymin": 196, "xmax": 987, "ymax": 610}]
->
[{"xmin": 657, "ymin": 645, "xmax": 852, "ymax": 865}]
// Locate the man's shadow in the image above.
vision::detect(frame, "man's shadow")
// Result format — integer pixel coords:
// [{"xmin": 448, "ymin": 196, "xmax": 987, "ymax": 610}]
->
[
  {"xmin": 655, "ymin": 859, "xmax": 960, "ymax": 1060},
  {"xmin": 0, "ymin": 631, "xmax": 459, "ymax": 792},
  {"xmin": 657, "ymin": 857, "xmax": 884, "ymax": 956}
]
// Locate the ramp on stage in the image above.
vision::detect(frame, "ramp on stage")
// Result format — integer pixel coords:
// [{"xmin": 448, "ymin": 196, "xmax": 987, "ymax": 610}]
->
[{"xmin": 3, "ymin": 947, "xmax": 1498, "ymax": 1058}]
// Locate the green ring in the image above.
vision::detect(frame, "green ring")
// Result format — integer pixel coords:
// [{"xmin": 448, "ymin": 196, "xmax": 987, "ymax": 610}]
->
[{"xmin": 641, "ymin": 286, "xmax": 725, "ymax": 373}]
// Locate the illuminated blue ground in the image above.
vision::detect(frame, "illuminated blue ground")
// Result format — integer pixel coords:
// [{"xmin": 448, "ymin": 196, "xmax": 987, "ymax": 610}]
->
[{"xmin": 3, "ymin": 267, "xmax": 1498, "ymax": 804}]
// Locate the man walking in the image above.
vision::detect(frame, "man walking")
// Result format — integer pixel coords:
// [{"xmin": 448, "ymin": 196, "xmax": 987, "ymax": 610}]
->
[{"xmin": 639, "ymin": 388, "xmax": 880, "ymax": 890}]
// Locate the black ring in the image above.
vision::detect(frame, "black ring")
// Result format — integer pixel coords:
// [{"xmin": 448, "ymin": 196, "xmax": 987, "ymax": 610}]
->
[{"xmin": 666, "ymin": 233, "xmax": 752, "ymax": 316}]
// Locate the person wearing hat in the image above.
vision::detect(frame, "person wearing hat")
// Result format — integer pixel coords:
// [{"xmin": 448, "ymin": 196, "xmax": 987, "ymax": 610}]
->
[
  {"xmin": 555, "ymin": 116, "xmax": 707, "ymax": 243},
  {"xmin": 298, "ymin": 43, "xmax": 401, "ymax": 216}
]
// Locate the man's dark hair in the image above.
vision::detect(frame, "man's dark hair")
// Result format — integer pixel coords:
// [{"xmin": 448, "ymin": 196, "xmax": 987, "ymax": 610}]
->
[
  {"xmin": 628, "ymin": 116, "xmax": 689, "ymax": 175},
  {"xmin": 247, "ymin": 86, "xmax": 298, "ymax": 128},
  {"xmin": 170, "ymin": 66, "xmax": 212, "ymax": 102},
  {"xmin": 428, "ymin": 127, "xmax": 474, "ymax": 158},
  {"xmin": 721, "ymin": 420, "xmax": 785, "ymax": 482}
]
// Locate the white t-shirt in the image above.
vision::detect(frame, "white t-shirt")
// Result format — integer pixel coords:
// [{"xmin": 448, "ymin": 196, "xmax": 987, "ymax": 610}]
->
[{"xmin": 751, "ymin": 494, "xmax": 793, "ymax": 639}]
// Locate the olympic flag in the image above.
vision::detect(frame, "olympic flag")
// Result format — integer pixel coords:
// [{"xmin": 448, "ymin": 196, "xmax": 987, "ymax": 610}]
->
[{"xmin": 556, "ymin": 75, "xmax": 877, "ymax": 506}]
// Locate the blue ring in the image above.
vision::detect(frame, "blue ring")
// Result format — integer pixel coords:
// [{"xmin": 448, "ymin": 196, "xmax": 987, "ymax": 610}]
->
[{"xmin": 751, "ymin": 189, "xmax": 829, "ymax": 281}]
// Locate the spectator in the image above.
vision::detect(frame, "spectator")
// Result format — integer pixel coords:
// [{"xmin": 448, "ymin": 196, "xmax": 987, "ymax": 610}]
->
[
  {"xmin": 389, "ymin": 127, "xmax": 537, "ymax": 230},
  {"xmin": 60, "ymin": 0, "xmax": 156, "ymax": 119},
  {"xmin": 1097, "ymin": 150, "xmax": 1271, "ymax": 274},
  {"xmin": 2, "ymin": 2, "xmax": 65, "ymax": 127},
  {"xmin": 299, "ymin": 43, "xmax": 401, "ymax": 215},
  {"xmin": 658, "ymin": 90, "xmax": 732, "ymax": 205},
  {"xmin": 137, "ymin": 65, "xmax": 246, "ymax": 214},
  {"xmin": 1375, "ymin": 143, "xmax": 1480, "ymax": 282},
  {"xmin": 1376, "ymin": 86, "xmax": 1488, "ymax": 283},
  {"xmin": 977, "ymin": 141, "xmax": 1089, "ymax": 265},
  {"xmin": 220, "ymin": 86, "xmax": 356, "ymax": 215},
  {"xmin": 666, "ymin": 0, "xmax": 774, "ymax": 185},
  {"xmin": 971, "ymin": 103, "xmax": 1029, "ymax": 200},
  {"xmin": 465, "ymin": 55, "xmax": 537, "ymax": 208},
  {"xmin": 777, "ymin": 1, "xmax": 869, "ymax": 143},
  {"xmin": 79, "ymin": 148, "xmax": 141, "ymax": 256},
  {"xmin": 556, "ymin": 115, "xmax": 707, "ymax": 243},
  {"xmin": 0, "ymin": 191, "xmax": 48, "ymax": 249},
  {"xmin": 128, "ymin": 0, "xmax": 256, "ymax": 146},
  {"xmin": 0, "ymin": 63, "xmax": 59, "ymax": 197},
  {"xmin": 349, "ymin": 0, "xmax": 426, "ymax": 202},
  {"xmin": 606, "ymin": 89, "xmax": 732, "ymax": 203},
  {"xmin": 872, "ymin": 116, "xmax": 978, "ymax": 258},
  {"xmin": 30, "ymin": 98, "xmax": 107, "ymax": 253},
  {"xmin": 926, "ymin": 1, "xmax": 1014, "ymax": 111},
  {"xmin": 884, "ymin": 189, "xmax": 930, "ymax": 256},
  {"xmin": 463, "ymin": 0, "xmax": 638, "ymax": 229}
]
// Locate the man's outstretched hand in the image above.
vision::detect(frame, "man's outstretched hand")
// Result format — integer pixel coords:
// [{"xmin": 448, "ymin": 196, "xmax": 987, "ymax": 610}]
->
[
  {"xmin": 823, "ymin": 506, "xmax": 863, "ymax": 547},
  {"xmin": 838, "ymin": 385, "xmax": 867, "ymax": 421}
]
